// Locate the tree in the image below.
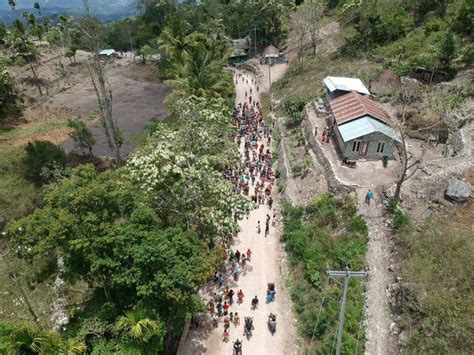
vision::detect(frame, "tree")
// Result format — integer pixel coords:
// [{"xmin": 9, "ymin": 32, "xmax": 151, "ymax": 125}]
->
[
  {"xmin": 78, "ymin": 13, "xmax": 123, "ymax": 167},
  {"xmin": 0, "ymin": 63, "xmax": 21, "ymax": 124},
  {"xmin": 0, "ymin": 323, "xmax": 86, "ymax": 354},
  {"xmin": 23, "ymin": 141, "xmax": 68, "ymax": 185},
  {"xmin": 291, "ymin": 8, "xmax": 309, "ymax": 72},
  {"xmin": 2, "ymin": 324, "xmax": 62, "ymax": 354},
  {"xmin": 115, "ymin": 308, "xmax": 165, "ymax": 354},
  {"xmin": 301, "ymin": 0, "xmax": 324, "ymax": 56},
  {"xmin": 157, "ymin": 15, "xmax": 233, "ymax": 102},
  {"xmin": 67, "ymin": 118, "xmax": 95, "ymax": 156},
  {"xmin": 6, "ymin": 19, "xmax": 44, "ymax": 95},
  {"xmin": 390, "ymin": 85, "xmax": 435, "ymax": 202},
  {"xmin": 439, "ymin": 31, "xmax": 458, "ymax": 67}
]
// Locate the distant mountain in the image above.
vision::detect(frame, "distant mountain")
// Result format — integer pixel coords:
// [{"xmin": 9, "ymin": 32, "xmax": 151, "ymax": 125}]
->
[{"xmin": 0, "ymin": 0, "xmax": 139, "ymax": 24}]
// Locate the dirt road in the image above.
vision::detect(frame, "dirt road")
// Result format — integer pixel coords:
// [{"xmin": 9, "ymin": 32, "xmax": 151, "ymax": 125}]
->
[
  {"xmin": 179, "ymin": 70, "xmax": 297, "ymax": 355},
  {"xmin": 357, "ymin": 189, "xmax": 397, "ymax": 355}
]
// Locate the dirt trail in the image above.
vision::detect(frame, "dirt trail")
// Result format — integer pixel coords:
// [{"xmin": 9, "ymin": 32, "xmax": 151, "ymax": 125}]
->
[
  {"xmin": 357, "ymin": 189, "xmax": 397, "ymax": 355},
  {"xmin": 178, "ymin": 70, "xmax": 297, "ymax": 354}
]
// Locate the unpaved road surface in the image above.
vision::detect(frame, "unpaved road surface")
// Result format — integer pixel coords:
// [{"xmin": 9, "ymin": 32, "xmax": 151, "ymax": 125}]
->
[
  {"xmin": 357, "ymin": 189, "xmax": 397, "ymax": 355},
  {"xmin": 179, "ymin": 70, "xmax": 297, "ymax": 355}
]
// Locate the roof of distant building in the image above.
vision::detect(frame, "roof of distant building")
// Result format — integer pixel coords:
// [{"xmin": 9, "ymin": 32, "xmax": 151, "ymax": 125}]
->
[
  {"xmin": 329, "ymin": 91, "xmax": 390, "ymax": 125},
  {"xmin": 263, "ymin": 45, "xmax": 280, "ymax": 57},
  {"xmin": 338, "ymin": 116, "xmax": 401, "ymax": 143},
  {"xmin": 323, "ymin": 76, "xmax": 370, "ymax": 95},
  {"xmin": 99, "ymin": 49, "xmax": 116, "ymax": 56}
]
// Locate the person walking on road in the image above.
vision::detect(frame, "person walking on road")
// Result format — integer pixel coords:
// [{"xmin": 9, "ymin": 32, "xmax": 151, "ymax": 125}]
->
[{"xmin": 365, "ymin": 189, "xmax": 374, "ymax": 205}]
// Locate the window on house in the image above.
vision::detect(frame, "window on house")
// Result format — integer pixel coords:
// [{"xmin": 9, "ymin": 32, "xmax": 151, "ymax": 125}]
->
[
  {"xmin": 352, "ymin": 141, "xmax": 361, "ymax": 152},
  {"xmin": 376, "ymin": 142, "xmax": 385, "ymax": 153}
]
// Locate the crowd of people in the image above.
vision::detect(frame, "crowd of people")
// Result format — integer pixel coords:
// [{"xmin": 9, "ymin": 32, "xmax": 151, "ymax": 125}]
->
[{"xmin": 197, "ymin": 70, "xmax": 278, "ymax": 345}]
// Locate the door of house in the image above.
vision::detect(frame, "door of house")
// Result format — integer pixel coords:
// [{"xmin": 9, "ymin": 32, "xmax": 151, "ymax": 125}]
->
[{"xmin": 359, "ymin": 141, "xmax": 369, "ymax": 156}]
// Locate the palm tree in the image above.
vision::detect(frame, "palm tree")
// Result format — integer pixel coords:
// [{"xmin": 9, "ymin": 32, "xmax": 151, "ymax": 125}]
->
[
  {"xmin": 165, "ymin": 39, "xmax": 234, "ymax": 103},
  {"xmin": 4, "ymin": 324, "xmax": 62, "ymax": 354},
  {"xmin": 115, "ymin": 308, "xmax": 164, "ymax": 355},
  {"xmin": 61, "ymin": 339, "xmax": 87, "ymax": 355}
]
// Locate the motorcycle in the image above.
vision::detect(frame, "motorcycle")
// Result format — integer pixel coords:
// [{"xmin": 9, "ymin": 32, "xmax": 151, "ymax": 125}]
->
[
  {"xmin": 266, "ymin": 282, "xmax": 276, "ymax": 302},
  {"xmin": 233, "ymin": 339, "xmax": 243, "ymax": 355},
  {"xmin": 244, "ymin": 317, "xmax": 254, "ymax": 339},
  {"xmin": 268, "ymin": 313, "xmax": 277, "ymax": 334},
  {"xmin": 251, "ymin": 296, "xmax": 259, "ymax": 310},
  {"xmin": 342, "ymin": 157, "xmax": 356, "ymax": 168}
]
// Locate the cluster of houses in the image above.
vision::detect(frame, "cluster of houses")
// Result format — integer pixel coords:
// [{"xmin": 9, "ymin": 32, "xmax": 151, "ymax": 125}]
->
[{"xmin": 322, "ymin": 76, "xmax": 401, "ymax": 161}]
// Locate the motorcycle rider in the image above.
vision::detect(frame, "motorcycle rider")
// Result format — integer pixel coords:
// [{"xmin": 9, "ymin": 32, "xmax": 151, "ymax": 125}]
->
[{"xmin": 233, "ymin": 339, "xmax": 242, "ymax": 354}]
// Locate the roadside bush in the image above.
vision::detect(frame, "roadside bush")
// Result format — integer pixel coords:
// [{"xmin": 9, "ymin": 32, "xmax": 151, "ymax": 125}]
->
[
  {"xmin": 282, "ymin": 194, "xmax": 368, "ymax": 353},
  {"xmin": 23, "ymin": 141, "xmax": 68, "ymax": 185},
  {"xmin": 388, "ymin": 199, "xmax": 412, "ymax": 231},
  {"xmin": 284, "ymin": 97, "xmax": 306, "ymax": 129}
]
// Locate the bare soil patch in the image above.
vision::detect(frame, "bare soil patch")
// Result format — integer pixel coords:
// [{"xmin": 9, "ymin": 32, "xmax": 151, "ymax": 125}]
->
[{"xmin": 4, "ymin": 48, "xmax": 170, "ymax": 157}]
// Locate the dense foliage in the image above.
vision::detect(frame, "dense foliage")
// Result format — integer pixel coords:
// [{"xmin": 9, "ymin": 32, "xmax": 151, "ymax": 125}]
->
[
  {"xmin": 341, "ymin": 0, "xmax": 473, "ymax": 72},
  {"xmin": 157, "ymin": 16, "xmax": 234, "ymax": 102},
  {"xmin": 0, "ymin": 63, "xmax": 21, "ymax": 123},
  {"xmin": 23, "ymin": 141, "xmax": 68, "ymax": 185},
  {"xmin": 4, "ymin": 95, "xmax": 249, "ymax": 353},
  {"xmin": 282, "ymin": 193, "xmax": 368, "ymax": 354}
]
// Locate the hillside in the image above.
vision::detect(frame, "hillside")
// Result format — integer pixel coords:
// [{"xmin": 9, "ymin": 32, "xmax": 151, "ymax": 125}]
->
[
  {"xmin": 0, "ymin": 0, "xmax": 138, "ymax": 23},
  {"xmin": 272, "ymin": 0, "xmax": 473, "ymax": 353}
]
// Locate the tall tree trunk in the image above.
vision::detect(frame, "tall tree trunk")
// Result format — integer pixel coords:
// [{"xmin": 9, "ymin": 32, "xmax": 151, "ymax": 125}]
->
[
  {"xmin": 10, "ymin": 271, "xmax": 40, "ymax": 325},
  {"xmin": 393, "ymin": 139, "xmax": 408, "ymax": 201},
  {"xmin": 90, "ymin": 55, "xmax": 122, "ymax": 167},
  {"xmin": 28, "ymin": 59, "xmax": 43, "ymax": 95}
]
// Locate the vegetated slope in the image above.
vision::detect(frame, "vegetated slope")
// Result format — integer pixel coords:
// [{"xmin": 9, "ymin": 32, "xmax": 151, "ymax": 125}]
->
[
  {"xmin": 277, "ymin": 0, "xmax": 472, "ymax": 100},
  {"xmin": 389, "ymin": 175, "xmax": 474, "ymax": 353},
  {"xmin": 276, "ymin": 1, "xmax": 473, "ymax": 353},
  {"xmin": 282, "ymin": 193, "xmax": 368, "ymax": 354}
]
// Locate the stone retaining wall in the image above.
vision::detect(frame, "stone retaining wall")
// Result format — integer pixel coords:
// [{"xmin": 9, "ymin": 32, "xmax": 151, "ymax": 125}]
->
[{"xmin": 302, "ymin": 104, "xmax": 355, "ymax": 195}]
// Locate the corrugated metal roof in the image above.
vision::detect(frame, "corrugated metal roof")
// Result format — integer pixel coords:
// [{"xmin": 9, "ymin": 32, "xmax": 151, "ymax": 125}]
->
[
  {"xmin": 329, "ymin": 91, "xmax": 391, "ymax": 125},
  {"xmin": 338, "ymin": 116, "xmax": 402, "ymax": 143},
  {"xmin": 99, "ymin": 49, "xmax": 116, "ymax": 56},
  {"xmin": 323, "ymin": 76, "xmax": 370, "ymax": 95}
]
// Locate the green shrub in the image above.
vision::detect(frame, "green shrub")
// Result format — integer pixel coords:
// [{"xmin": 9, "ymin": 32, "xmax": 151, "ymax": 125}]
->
[
  {"xmin": 282, "ymin": 194, "xmax": 368, "ymax": 353},
  {"xmin": 456, "ymin": 43, "xmax": 474, "ymax": 65},
  {"xmin": 23, "ymin": 140, "xmax": 68, "ymax": 185},
  {"xmin": 424, "ymin": 18, "xmax": 447, "ymax": 35},
  {"xmin": 388, "ymin": 199, "xmax": 412, "ymax": 231},
  {"xmin": 284, "ymin": 96, "xmax": 306, "ymax": 129}
]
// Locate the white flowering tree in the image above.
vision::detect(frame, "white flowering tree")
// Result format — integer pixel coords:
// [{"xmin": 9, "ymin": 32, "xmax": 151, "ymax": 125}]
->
[{"xmin": 127, "ymin": 96, "xmax": 253, "ymax": 242}]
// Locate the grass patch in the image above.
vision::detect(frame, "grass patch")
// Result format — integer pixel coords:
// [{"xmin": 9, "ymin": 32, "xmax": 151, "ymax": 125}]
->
[
  {"xmin": 394, "ymin": 215, "xmax": 474, "ymax": 353},
  {"xmin": 282, "ymin": 193, "xmax": 368, "ymax": 354},
  {"xmin": 0, "ymin": 119, "xmax": 70, "ymax": 142},
  {"xmin": 388, "ymin": 200, "xmax": 412, "ymax": 232},
  {"xmin": 0, "ymin": 146, "xmax": 39, "ymax": 222}
]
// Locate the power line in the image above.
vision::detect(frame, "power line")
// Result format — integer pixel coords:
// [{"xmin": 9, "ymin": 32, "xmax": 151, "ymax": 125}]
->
[
  {"xmin": 327, "ymin": 268, "xmax": 368, "ymax": 355},
  {"xmin": 307, "ymin": 280, "xmax": 330, "ymax": 354}
]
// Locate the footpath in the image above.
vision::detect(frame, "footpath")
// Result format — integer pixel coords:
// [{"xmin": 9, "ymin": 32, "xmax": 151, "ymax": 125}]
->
[{"xmin": 178, "ymin": 70, "xmax": 297, "ymax": 354}]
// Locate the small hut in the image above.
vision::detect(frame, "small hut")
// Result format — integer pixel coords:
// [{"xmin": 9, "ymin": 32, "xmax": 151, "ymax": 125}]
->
[{"xmin": 262, "ymin": 45, "xmax": 281, "ymax": 64}]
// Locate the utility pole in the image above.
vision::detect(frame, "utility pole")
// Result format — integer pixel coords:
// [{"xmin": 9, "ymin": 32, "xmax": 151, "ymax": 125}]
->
[
  {"xmin": 253, "ymin": 25, "xmax": 257, "ymax": 57},
  {"xmin": 268, "ymin": 62, "xmax": 272, "ymax": 111},
  {"xmin": 327, "ymin": 268, "xmax": 368, "ymax": 355}
]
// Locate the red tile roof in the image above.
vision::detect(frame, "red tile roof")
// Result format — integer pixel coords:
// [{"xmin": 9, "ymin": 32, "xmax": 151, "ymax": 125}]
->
[{"xmin": 329, "ymin": 91, "xmax": 391, "ymax": 125}]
